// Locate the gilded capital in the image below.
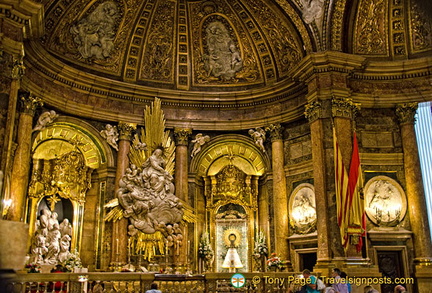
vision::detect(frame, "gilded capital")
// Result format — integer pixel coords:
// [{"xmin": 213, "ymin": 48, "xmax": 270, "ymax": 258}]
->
[
  {"xmin": 174, "ymin": 127, "xmax": 192, "ymax": 146},
  {"xmin": 304, "ymin": 101, "xmax": 322, "ymax": 123},
  {"xmin": 20, "ymin": 93, "xmax": 43, "ymax": 116},
  {"xmin": 396, "ymin": 103, "xmax": 418, "ymax": 124},
  {"xmin": 331, "ymin": 97, "xmax": 360, "ymax": 119},
  {"xmin": 12, "ymin": 54, "xmax": 26, "ymax": 80},
  {"xmin": 117, "ymin": 122, "xmax": 136, "ymax": 141},
  {"xmin": 265, "ymin": 124, "xmax": 283, "ymax": 141}
]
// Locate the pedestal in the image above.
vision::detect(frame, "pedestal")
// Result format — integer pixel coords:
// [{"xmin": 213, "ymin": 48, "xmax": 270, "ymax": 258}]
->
[{"xmin": 0, "ymin": 220, "xmax": 29, "ymax": 271}]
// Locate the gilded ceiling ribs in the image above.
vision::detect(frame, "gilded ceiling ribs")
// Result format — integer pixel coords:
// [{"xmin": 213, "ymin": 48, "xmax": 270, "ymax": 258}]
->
[{"xmin": 354, "ymin": 0, "xmax": 388, "ymax": 55}]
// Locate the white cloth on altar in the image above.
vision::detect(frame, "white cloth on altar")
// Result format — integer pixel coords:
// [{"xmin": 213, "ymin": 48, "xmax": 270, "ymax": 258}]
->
[{"xmin": 222, "ymin": 247, "xmax": 243, "ymax": 269}]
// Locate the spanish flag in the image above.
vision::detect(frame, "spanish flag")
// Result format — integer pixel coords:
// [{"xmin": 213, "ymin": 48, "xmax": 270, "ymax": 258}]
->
[
  {"xmin": 347, "ymin": 132, "xmax": 365, "ymax": 252},
  {"xmin": 333, "ymin": 127, "xmax": 349, "ymax": 248}
]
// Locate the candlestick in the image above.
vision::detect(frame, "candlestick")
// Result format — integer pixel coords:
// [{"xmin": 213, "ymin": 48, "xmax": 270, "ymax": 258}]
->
[{"xmin": 187, "ymin": 240, "xmax": 190, "ymax": 260}]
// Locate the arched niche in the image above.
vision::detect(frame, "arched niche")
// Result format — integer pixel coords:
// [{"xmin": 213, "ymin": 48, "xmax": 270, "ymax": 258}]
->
[
  {"xmin": 27, "ymin": 116, "xmax": 114, "ymax": 255},
  {"xmin": 191, "ymin": 134, "xmax": 269, "ymax": 272}
]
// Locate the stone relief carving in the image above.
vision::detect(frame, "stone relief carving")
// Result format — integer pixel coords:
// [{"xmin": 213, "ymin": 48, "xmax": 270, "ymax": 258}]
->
[
  {"xmin": 191, "ymin": 133, "xmax": 210, "ymax": 158},
  {"xmin": 117, "ymin": 148, "xmax": 183, "ymax": 244},
  {"xmin": 248, "ymin": 127, "xmax": 266, "ymax": 152},
  {"xmin": 289, "ymin": 184, "xmax": 317, "ymax": 234},
  {"xmin": 202, "ymin": 21, "xmax": 243, "ymax": 81},
  {"xmin": 299, "ymin": 0, "xmax": 325, "ymax": 24},
  {"xmin": 70, "ymin": 1, "xmax": 120, "ymax": 60},
  {"xmin": 100, "ymin": 124, "xmax": 119, "ymax": 151},
  {"xmin": 365, "ymin": 176, "xmax": 407, "ymax": 227},
  {"xmin": 30, "ymin": 208, "xmax": 73, "ymax": 265},
  {"xmin": 33, "ymin": 110, "xmax": 59, "ymax": 132}
]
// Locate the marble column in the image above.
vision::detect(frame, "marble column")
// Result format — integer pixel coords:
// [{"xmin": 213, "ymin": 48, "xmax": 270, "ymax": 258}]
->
[
  {"xmin": 111, "ymin": 122, "xmax": 136, "ymax": 268},
  {"xmin": 331, "ymin": 98, "xmax": 364, "ymax": 261},
  {"xmin": 1, "ymin": 54, "xmax": 25, "ymax": 216},
  {"xmin": 266, "ymin": 124, "xmax": 290, "ymax": 264},
  {"xmin": 8, "ymin": 93, "xmax": 42, "ymax": 222},
  {"xmin": 173, "ymin": 128, "xmax": 192, "ymax": 265},
  {"xmin": 396, "ymin": 103, "xmax": 432, "ymax": 263},
  {"xmin": 396, "ymin": 103, "xmax": 432, "ymax": 293},
  {"xmin": 174, "ymin": 128, "xmax": 192, "ymax": 202},
  {"xmin": 305, "ymin": 101, "xmax": 333, "ymax": 266}
]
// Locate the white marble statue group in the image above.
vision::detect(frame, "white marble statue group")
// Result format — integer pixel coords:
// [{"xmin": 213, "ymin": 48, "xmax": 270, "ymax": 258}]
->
[
  {"xmin": 30, "ymin": 208, "xmax": 73, "ymax": 265},
  {"xmin": 117, "ymin": 148, "xmax": 184, "ymax": 247}
]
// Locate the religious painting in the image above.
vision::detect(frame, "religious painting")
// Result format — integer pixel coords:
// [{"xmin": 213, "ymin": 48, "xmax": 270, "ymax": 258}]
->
[{"xmin": 289, "ymin": 183, "xmax": 317, "ymax": 234}]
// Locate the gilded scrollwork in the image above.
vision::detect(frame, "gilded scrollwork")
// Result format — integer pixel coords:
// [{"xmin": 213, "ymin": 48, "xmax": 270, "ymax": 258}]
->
[
  {"xmin": 28, "ymin": 150, "xmax": 93, "ymax": 204},
  {"xmin": 247, "ymin": 0, "xmax": 302, "ymax": 74},
  {"xmin": 410, "ymin": 3, "xmax": 432, "ymax": 52},
  {"xmin": 354, "ymin": 0, "xmax": 387, "ymax": 55},
  {"xmin": 141, "ymin": 1, "xmax": 175, "ymax": 82}
]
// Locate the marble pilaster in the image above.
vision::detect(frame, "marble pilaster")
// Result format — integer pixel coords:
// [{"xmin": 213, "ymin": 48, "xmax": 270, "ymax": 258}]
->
[
  {"xmin": 8, "ymin": 93, "xmax": 42, "ymax": 222},
  {"xmin": 396, "ymin": 103, "xmax": 432, "ymax": 292},
  {"xmin": 173, "ymin": 127, "xmax": 192, "ymax": 264},
  {"xmin": 266, "ymin": 124, "xmax": 290, "ymax": 264},
  {"xmin": 111, "ymin": 121, "xmax": 136, "ymax": 268},
  {"xmin": 305, "ymin": 101, "xmax": 332, "ymax": 267}
]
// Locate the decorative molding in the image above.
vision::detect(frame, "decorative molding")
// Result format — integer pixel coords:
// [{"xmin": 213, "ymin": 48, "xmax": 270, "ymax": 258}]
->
[
  {"xmin": 19, "ymin": 92, "xmax": 42, "ymax": 115},
  {"xmin": 331, "ymin": 97, "xmax": 360, "ymax": 119},
  {"xmin": 117, "ymin": 121, "xmax": 136, "ymax": 141},
  {"xmin": 266, "ymin": 124, "xmax": 283, "ymax": 141},
  {"xmin": 173, "ymin": 127, "xmax": 192, "ymax": 146},
  {"xmin": 396, "ymin": 102, "xmax": 418, "ymax": 124},
  {"xmin": 304, "ymin": 101, "xmax": 322, "ymax": 123}
]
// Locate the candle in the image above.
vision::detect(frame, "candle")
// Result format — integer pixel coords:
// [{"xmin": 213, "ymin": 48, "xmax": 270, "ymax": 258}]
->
[
  {"xmin": 187, "ymin": 240, "xmax": 191, "ymax": 259},
  {"xmin": 116, "ymin": 238, "xmax": 119, "ymax": 255}
]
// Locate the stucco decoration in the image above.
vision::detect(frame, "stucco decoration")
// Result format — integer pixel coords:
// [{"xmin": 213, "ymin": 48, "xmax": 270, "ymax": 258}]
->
[
  {"xmin": 70, "ymin": 1, "xmax": 120, "ymax": 60},
  {"xmin": 33, "ymin": 110, "xmax": 59, "ymax": 132},
  {"xmin": 202, "ymin": 21, "xmax": 243, "ymax": 81},
  {"xmin": 365, "ymin": 176, "xmax": 407, "ymax": 227},
  {"xmin": 191, "ymin": 133, "xmax": 210, "ymax": 158},
  {"xmin": 299, "ymin": 0, "xmax": 325, "ymax": 24},
  {"xmin": 100, "ymin": 124, "xmax": 119, "ymax": 151},
  {"xmin": 289, "ymin": 183, "xmax": 317, "ymax": 234}
]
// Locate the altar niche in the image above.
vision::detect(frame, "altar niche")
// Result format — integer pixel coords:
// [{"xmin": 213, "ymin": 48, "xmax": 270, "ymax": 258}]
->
[
  {"xmin": 216, "ymin": 204, "xmax": 248, "ymax": 272},
  {"xmin": 203, "ymin": 163, "xmax": 260, "ymax": 272}
]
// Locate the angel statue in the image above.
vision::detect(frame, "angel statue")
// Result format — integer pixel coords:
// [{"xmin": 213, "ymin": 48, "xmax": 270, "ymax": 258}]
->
[
  {"xmin": 100, "ymin": 124, "xmax": 119, "ymax": 151},
  {"xmin": 105, "ymin": 98, "xmax": 195, "ymax": 262},
  {"xmin": 248, "ymin": 127, "xmax": 266, "ymax": 152},
  {"xmin": 191, "ymin": 133, "xmax": 210, "ymax": 158},
  {"xmin": 33, "ymin": 110, "xmax": 59, "ymax": 132}
]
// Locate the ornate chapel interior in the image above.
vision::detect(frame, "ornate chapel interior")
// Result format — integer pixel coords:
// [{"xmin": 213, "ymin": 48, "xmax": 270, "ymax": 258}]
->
[{"xmin": 1, "ymin": 0, "xmax": 432, "ymax": 292}]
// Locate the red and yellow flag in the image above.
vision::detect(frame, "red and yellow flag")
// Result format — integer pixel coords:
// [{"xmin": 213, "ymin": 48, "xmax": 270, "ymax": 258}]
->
[
  {"xmin": 347, "ymin": 132, "xmax": 365, "ymax": 252},
  {"xmin": 333, "ymin": 127, "xmax": 349, "ymax": 248}
]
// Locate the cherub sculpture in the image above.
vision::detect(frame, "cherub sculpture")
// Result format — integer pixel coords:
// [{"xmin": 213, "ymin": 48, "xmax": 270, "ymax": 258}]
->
[
  {"xmin": 33, "ymin": 110, "xmax": 59, "ymax": 132},
  {"xmin": 191, "ymin": 133, "xmax": 210, "ymax": 158},
  {"xmin": 248, "ymin": 127, "xmax": 266, "ymax": 152},
  {"xmin": 100, "ymin": 124, "xmax": 119, "ymax": 151}
]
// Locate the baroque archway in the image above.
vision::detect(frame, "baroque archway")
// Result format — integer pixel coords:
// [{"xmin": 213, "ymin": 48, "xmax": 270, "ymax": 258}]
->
[{"xmin": 191, "ymin": 134, "xmax": 269, "ymax": 272}]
